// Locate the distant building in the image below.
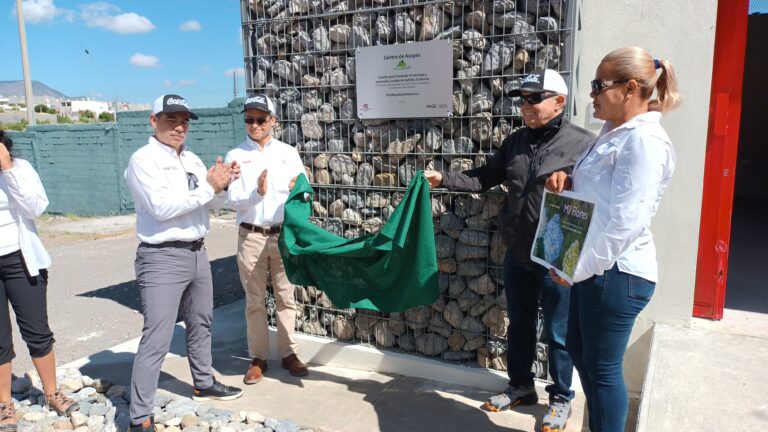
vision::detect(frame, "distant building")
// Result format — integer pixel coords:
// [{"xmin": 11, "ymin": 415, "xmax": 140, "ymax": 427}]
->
[{"xmin": 60, "ymin": 99, "xmax": 111, "ymax": 119}]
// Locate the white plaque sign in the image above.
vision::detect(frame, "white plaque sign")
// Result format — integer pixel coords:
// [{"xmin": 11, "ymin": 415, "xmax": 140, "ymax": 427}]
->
[{"xmin": 355, "ymin": 40, "xmax": 452, "ymax": 119}]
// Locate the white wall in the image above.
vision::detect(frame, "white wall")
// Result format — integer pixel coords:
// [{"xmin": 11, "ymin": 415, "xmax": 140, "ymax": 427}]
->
[{"xmin": 571, "ymin": 0, "xmax": 718, "ymax": 393}]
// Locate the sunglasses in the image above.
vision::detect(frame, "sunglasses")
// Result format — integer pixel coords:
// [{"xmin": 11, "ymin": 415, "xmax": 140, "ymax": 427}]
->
[
  {"xmin": 590, "ymin": 79, "xmax": 629, "ymax": 95},
  {"xmin": 244, "ymin": 117, "xmax": 270, "ymax": 126},
  {"xmin": 518, "ymin": 93, "xmax": 558, "ymax": 105}
]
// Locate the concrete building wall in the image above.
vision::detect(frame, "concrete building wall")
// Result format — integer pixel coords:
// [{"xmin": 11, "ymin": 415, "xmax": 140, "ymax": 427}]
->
[{"xmin": 572, "ymin": 0, "xmax": 718, "ymax": 393}]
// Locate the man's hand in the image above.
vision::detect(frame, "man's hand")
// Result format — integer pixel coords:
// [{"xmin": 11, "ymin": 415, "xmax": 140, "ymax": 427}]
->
[
  {"xmin": 206, "ymin": 156, "xmax": 232, "ymax": 193},
  {"xmin": 257, "ymin": 169, "xmax": 268, "ymax": 196},
  {"xmin": 289, "ymin": 175, "xmax": 297, "ymax": 190},
  {"xmin": 424, "ymin": 170, "xmax": 443, "ymax": 189},
  {"xmin": 545, "ymin": 171, "xmax": 572, "ymax": 193},
  {"xmin": 549, "ymin": 268, "xmax": 572, "ymax": 288},
  {"xmin": 0, "ymin": 145, "xmax": 12, "ymax": 171},
  {"xmin": 229, "ymin": 160, "xmax": 241, "ymax": 181}
]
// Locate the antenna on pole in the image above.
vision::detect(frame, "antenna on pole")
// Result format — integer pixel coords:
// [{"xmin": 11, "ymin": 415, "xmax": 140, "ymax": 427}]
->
[{"xmin": 16, "ymin": 0, "xmax": 35, "ymax": 126}]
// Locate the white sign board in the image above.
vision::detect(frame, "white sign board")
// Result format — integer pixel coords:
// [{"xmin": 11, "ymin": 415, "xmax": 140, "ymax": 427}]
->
[{"xmin": 355, "ymin": 40, "xmax": 452, "ymax": 119}]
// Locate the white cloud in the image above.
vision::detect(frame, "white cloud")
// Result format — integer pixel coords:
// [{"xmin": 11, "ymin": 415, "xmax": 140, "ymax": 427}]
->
[
  {"xmin": 199, "ymin": 66, "xmax": 213, "ymax": 73},
  {"xmin": 11, "ymin": 0, "xmax": 74, "ymax": 24},
  {"xmin": 179, "ymin": 20, "xmax": 201, "ymax": 32},
  {"xmin": 81, "ymin": 2, "xmax": 155, "ymax": 34},
  {"xmin": 130, "ymin": 53, "xmax": 160, "ymax": 68},
  {"xmin": 225, "ymin": 67, "xmax": 245, "ymax": 77},
  {"xmin": 162, "ymin": 80, "xmax": 173, "ymax": 89},
  {"xmin": 177, "ymin": 80, "xmax": 196, "ymax": 88}
]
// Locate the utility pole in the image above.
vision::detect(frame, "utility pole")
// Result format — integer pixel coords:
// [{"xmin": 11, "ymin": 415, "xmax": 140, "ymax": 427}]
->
[
  {"xmin": 16, "ymin": 0, "xmax": 35, "ymax": 126},
  {"xmin": 233, "ymin": 73, "xmax": 238, "ymax": 100}
]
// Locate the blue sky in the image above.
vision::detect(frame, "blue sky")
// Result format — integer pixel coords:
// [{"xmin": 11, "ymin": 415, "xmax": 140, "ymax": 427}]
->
[{"xmin": 1, "ymin": 0, "xmax": 245, "ymax": 108}]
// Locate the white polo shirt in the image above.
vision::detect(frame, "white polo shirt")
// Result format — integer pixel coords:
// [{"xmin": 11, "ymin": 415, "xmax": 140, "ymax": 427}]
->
[
  {"xmin": 125, "ymin": 136, "xmax": 225, "ymax": 244},
  {"xmin": 225, "ymin": 136, "xmax": 304, "ymax": 227},
  {"xmin": 571, "ymin": 111, "xmax": 676, "ymax": 283}
]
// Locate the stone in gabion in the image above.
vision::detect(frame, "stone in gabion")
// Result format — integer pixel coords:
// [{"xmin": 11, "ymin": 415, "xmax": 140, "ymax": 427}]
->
[
  {"xmin": 443, "ymin": 136, "xmax": 475, "ymax": 158},
  {"xmin": 405, "ymin": 305, "xmax": 431, "ymax": 329},
  {"xmin": 312, "ymin": 26, "xmax": 331, "ymax": 51},
  {"xmin": 374, "ymin": 173, "xmax": 396, "ymax": 186},
  {"xmin": 468, "ymin": 274, "xmax": 496, "ymax": 295},
  {"xmin": 536, "ymin": 44, "xmax": 561, "ymax": 70},
  {"xmin": 458, "ymin": 261, "xmax": 485, "ymax": 277},
  {"xmin": 447, "ymin": 330, "xmax": 467, "ymax": 352},
  {"xmin": 439, "ymin": 212, "xmax": 464, "ymax": 238},
  {"xmin": 362, "ymin": 217, "xmax": 383, "ymax": 233},
  {"xmin": 435, "ymin": 235, "xmax": 456, "ymax": 259},
  {"xmin": 465, "ymin": 335, "xmax": 488, "ymax": 352},
  {"xmin": 373, "ymin": 321, "xmax": 396, "ymax": 347},
  {"xmin": 443, "ymin": 301, "xmax": 463, "ymax": 328},
  {"xmin": 395, "ymin": 12, "xmax": 416, "ymax": 41},
  {"xmin": 332, "ymin": 316, "xmax": 355, "ymax": 340},
  {"xmin": 459, "ymin": 230, "xmax": 490, "ymax": 247},
  {"xmin": 397, "ymin": 333, "xmax": 417, "ymax": 352},
  {"xmin": 416, "ymin": 334, "xmax": 448, "ymax": 356},
  {"xmin": 429, "ymin": 314, "xmax": 453, "ymax": 338},
  {"xmin": 483, "ymin": 306, "xmax": 509, "ymax": 338},
  {"xmin": 455, "ymin": 242, "xmax": 486, "ymax": 261}
]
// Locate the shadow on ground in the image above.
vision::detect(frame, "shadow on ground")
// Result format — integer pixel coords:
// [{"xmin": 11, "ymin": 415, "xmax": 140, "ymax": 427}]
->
[{"xmin": 76, "ymin": 256, "xmax": 244, "ymax": 312}]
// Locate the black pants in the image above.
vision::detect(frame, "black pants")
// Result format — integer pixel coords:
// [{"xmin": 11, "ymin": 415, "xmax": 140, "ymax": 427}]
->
[{"xmin": 0, "ymin": 250, "xmax": 54, "ymax": 364}]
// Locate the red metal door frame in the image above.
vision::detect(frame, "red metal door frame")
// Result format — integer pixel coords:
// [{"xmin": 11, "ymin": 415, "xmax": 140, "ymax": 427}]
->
[{"xmin": 693, "ymin": 0, "xmax": 750, "ymax": 319}]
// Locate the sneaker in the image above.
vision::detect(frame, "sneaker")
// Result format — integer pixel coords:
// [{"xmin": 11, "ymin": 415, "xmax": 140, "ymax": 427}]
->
[
  {"xmin": 541, "ymin": 398, "xmax": 571, "ymax": 432},
  {"xmin": 192, "ymin": 379, "xmax": 243, "ymax": 401},
  {"xmin": 483, "ymin": 384, "xmax": 538, "ymax": 412},
  {"xmin": 281, "ymin": 354, "xmax": 308, "ymax": 377},
  {"xmin": 128, "ymin": 417, "xmax": 156, "ymax": 432},
  {"xmin": 0, "ymin": 402, "xmax": 17, "ymax": 431},
  {"xmin": 244, "ymin": 358, "xmax": 268, "ymax": 385},
  {"xmin": 44, "ymin": 391, "xmax": 79, "ymax": 416}
]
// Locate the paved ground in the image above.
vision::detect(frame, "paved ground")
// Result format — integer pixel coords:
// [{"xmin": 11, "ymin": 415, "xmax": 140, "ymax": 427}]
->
[{"xmin": 10, "ymin": 213, "xmax": 243, "ymax": 375}]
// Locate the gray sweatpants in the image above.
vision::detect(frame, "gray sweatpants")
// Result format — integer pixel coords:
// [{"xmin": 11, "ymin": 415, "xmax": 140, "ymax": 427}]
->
[{"xmin": 129, "ymin": 244, "xmax": 215, "ymax": 425}]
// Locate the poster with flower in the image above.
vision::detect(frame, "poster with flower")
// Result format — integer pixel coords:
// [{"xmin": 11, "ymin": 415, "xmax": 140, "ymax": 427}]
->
[{"xmin": 530, "ymin": 190, "xmax": 596, "ymax": 285}]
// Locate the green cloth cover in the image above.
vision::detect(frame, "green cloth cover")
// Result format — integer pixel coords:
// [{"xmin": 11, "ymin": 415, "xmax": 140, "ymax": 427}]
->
[{"xmin": 278, "ymin": 171, "xmax": 439, "ymax": 312}]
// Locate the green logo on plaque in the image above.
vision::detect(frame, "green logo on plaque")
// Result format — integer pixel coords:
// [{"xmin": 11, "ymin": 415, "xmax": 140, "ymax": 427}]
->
[{"xmin": 395, "ymin": 60, "xmax": 408, "ymax": 69}]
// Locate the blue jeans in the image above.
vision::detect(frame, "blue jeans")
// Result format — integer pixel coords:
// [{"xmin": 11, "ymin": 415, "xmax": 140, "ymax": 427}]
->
[
  {"xmin": 503, "ymin": 251, "xmax": 574, "ymax": 401},
  {"xmin": 568, "ymin": 264, "xmax": 655, "ymax": 432}
]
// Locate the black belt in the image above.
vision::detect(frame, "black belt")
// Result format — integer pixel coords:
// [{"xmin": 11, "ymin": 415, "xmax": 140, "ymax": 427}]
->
[
  {"xmin": 240, "ymin": 222, "xmax": 282, "ymax": 235},
  {"xmin": 140, "ymin": 238, "xmax": 204, "ymax": 251}
]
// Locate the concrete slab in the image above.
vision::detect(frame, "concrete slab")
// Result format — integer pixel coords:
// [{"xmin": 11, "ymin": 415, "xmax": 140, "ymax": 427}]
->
[
  {"xmin": 64, "ymin": 300, "xmax": 588, "ymax": 432},
  {"xmin": 637, "ymin": 320, "xmax": 768, "ymax": 431}
]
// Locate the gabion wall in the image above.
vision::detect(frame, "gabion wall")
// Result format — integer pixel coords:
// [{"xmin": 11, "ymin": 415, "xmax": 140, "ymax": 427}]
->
[{"xmin": 240, "ymin": 0, "xmax": 575, "ymax": 379}]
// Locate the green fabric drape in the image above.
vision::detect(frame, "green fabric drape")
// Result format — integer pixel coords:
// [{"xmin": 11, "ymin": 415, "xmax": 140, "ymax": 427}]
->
[{"xmin": 278, "ymin": 171, "xmax": 439, "ymax": 312}]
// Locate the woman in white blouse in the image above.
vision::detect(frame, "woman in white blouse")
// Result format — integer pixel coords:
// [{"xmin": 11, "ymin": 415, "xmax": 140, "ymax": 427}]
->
[
  {"xmin": 0, "ymin": 131, "xmax": 78, "ymax": 430},
  {"xmin": 545, "ymin": 47, "xmax": 680, "ymax": 432}
]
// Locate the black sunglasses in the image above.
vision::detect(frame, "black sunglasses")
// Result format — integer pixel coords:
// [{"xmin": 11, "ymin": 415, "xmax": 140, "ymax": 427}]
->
[
  {"xmin": 590, "ymin": 79, "xmax": 630, "ymax": 95},
  {"xmin": 244, "ymin": 117, "xmax": 270, "ymax": 126},
  {"xmin": 186, "ymin": 172, "xmax": 198, "ymax": 191},
  {"xmin": 518, "ymin": 93, "xmax": 558, "ymax": 105}
]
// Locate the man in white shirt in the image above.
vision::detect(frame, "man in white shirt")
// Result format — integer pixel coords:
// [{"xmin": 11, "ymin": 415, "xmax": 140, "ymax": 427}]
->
[
  {"xmin": 225, "ymin": 94, "xmax": 308, "ymax": 383},
  {"xmin": 124, "ymin": 94, "xmax": 243, "ymax": 432}
]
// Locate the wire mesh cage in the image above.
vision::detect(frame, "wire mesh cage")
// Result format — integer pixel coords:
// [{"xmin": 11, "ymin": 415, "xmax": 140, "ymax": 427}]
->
[{"xmin": 240, "ymin": 0, "xmax": 575, "ymax": 380}]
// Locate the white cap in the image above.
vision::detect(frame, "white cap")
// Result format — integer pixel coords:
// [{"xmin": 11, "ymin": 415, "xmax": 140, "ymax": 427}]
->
[{"xmin": 507, "ymin": 69, "xmax": 569, "ymax": 97}]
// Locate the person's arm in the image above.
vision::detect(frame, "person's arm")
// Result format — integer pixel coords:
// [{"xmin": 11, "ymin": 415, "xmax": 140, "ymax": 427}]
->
[
  {"xmin": 125, "ymin": 154, "xmax": 215, "ymax": 221},
  {"xmin": 224, "ymin": 150, "xmax": 264, "ymax": 211},
  {"xmin": 0, "ymin": 159, "xmax": 49, "ymax": 220},
  {"xmin": 438, "ymin": 137, "xmax": 512, "ymax": 192},
  {"xmin": 573, "ymin": 134, "xmax": 670, "ymax": 281}
]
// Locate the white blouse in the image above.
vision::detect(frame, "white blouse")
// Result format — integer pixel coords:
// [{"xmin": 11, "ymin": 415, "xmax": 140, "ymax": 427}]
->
[
  {"xmin": 571, "ymin": 111, "xmax": 676, "ymax": 283},
  {"xmin": 0, "ymin": 158, "xmax": 51, "ymax": 276}
]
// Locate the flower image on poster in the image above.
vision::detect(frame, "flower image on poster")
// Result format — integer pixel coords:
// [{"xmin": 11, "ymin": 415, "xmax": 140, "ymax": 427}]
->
[{"xmin": 531, "ymin": 190, "xmax": 596, "ymax": 284}]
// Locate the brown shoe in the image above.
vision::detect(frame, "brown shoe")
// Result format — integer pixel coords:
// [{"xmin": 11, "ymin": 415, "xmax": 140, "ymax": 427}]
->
[
  {"xmin": 0, "ymin": 402, "xmax": 17, "ymax": 431},
  {"xmin": 281, "ymin": 354, "xmax": 308, "ymax": 377},
  {"xmin": 244, "ymin": 358, "xmax": 268, "ymax": 384},
  {"xmin": 45, "ymin": 390, "xmax": 79, "ymax": 416}
]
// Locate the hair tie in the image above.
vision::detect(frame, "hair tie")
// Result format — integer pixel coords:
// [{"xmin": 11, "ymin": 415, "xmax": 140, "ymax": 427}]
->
[{"xmin": 653, "ymin": 59, "xmax": 661, "ymax": 70}]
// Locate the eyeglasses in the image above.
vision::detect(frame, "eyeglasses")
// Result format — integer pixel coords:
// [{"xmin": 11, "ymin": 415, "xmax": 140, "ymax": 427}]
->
[
  {"xmin": 518, "ymin": 93, "xmax": 558, "ymax": 105},
  {"xmin": 186, "ymin": 172, "xmax": 198, "ymax": 191},
  {"xmin": 590, "ymin": 79, "xmax": 630, "ymax": 95},
  {"xmin": 244, "ymin": 117, "xmax": 270, "ymax": 126}
]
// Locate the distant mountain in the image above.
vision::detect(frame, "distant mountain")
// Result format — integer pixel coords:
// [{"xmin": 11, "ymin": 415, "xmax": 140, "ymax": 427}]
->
[{"xmin": 0, "ymin": 80, "xmax": 70, "ymax": 99}]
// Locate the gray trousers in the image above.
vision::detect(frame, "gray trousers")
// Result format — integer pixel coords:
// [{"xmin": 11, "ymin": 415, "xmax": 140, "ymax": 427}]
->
[{"xmin": 129, "ymin": 244, "xmax": 214, "ymax": 424}]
